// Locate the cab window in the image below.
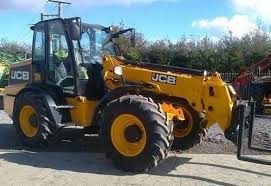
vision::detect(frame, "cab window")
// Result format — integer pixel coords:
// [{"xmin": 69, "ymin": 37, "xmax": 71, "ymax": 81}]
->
[
  {"xmin": 48, "ymin": 20, "xmax": 75, "ymax": 92},
  {"xmin": 33, "ymin": 22, "xmax": 45, "ymax": 62}
]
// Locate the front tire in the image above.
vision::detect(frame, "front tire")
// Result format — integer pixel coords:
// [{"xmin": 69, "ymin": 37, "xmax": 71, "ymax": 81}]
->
[
  {"xmin": 13, "ymin": 92, "xmax": 52, "ymax": 148},
  {"xmin": 101, "ymin": 95, "xmax": 173, "ymax": 172}
]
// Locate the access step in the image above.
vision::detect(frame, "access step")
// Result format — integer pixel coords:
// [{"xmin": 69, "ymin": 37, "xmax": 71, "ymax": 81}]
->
[{"xmin": 54, "ymin": 105, "xmax": 75, "ymax": 109}]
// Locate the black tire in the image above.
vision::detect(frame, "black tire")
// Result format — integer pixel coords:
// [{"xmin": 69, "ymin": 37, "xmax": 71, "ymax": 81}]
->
[
  {"xmin": 101, "ymin": 95, "xmax": 173, "ymax": 172},
  {"xmin": 171, "ymin": 103, "xmax": 203, "ymax": 151},
  {"xmin": 250, "ymin": 82, "xmax": 265, "ymax": 113},
  {"xmin": 13, "ymin": 92, "xmax": 52, "ymax": 148}
]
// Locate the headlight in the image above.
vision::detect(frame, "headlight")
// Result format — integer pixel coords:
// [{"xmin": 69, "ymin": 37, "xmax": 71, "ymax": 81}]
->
[{"xmin": 113, "ymin": 66, "xmax": 123, "ymax": 76}]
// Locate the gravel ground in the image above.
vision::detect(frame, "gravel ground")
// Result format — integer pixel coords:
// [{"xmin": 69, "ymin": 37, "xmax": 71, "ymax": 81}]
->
[
  {"xmin": 0, "ymin": 111, "xmax": 270, "ymax": 154},
  {"xmin": 0, "ymin": 111, "xmax": 270, "ymax": 185},
  {"xmin": 0, "ymin": 152, "xmax": 270, "ymax": 185},
  {"xmin": 252, "ymin": 115, "xmax": 271, "ymax": 147}
]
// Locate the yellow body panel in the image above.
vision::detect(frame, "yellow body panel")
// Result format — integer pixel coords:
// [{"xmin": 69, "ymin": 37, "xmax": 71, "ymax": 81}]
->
[
  {"xmin": 263, "ymin": 98, "xmax": 271, "ymax": 114},
  {"xmin": 160, "ymin": 102, "xmax": 185, "ymax": 122},
  {"xmin": 264, "ymin": 109, "xmax": 271, "ymax": 114},
  {"xmin": 3, "ymin": 84, "xmax": 27, "ymax": 118},
  {"xmin": 66, "ymin": 97, "xmax": 98, "ymax": 127},
  {"xmin": 4, "ymin": 84, "xmax": 27, "ymax": 96},
  {"xmin": 103, "ymin": 55, "xmax": 236, "ymax": 131},
  {"xmin": 3, "ymin": 95, "xmax": 15, "ymax": 117},
  {"xmin": 201, "ymin": 73, "xmax": 235, "ymax": 130},
  {"xmin": 263, "ymin": 98, "xmax": 271, "ymax": 104}
]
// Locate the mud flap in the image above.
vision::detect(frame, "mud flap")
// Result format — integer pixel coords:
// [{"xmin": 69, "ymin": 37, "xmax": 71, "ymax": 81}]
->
[{"xmin": 237, "ymin": 101, "xmax": 271, "ymax": 165}]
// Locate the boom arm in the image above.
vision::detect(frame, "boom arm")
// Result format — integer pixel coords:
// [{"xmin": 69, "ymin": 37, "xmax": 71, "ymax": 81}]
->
[{"xmin": 103, "ymin": 55, "xmax": 236, "ymax": 132}]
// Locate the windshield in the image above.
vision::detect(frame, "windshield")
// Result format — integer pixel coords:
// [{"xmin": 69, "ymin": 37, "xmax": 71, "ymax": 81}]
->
[{"xmin": 80, "ymin": 24, "xmax": 116, "ymax": 64}]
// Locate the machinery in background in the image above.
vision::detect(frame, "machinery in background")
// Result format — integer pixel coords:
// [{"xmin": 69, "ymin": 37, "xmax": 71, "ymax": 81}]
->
[
  {"xmin": 250, "ymin": 75, "xmax": 271, "ymax": 114},
  {"xmin": 231, "ymin": 57, "xmax": 271, "ymax": 114}
]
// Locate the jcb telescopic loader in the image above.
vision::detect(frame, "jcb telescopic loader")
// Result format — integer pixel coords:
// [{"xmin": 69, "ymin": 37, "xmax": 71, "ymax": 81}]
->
[{"xmin": 0, "ymin": 17, "xmax": 270, "ymax": 172}]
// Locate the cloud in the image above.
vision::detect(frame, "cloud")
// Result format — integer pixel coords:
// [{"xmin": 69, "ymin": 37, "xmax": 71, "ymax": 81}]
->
[
  {"xmin": 192, "ymin": 14, "xmax": 257, "ymax": 38},
  {"xmin": 191, "ymin": 0, "xmax": 271, "ymax": 39},
  {"xmin": 231, "ymin": 0, "xmax": 271, "ymax": 23},
  {"xmin": 0, "ymin": 0, "xmax": 176, "ymax": 10}
]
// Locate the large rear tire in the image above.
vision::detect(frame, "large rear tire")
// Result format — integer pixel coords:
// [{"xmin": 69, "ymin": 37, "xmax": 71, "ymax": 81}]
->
[
  {"xmin": 171, "ymin": 103, "xmax": 203, "ymax": 151},
  {"xmin": 13, "ymin": 92, "xmax": 52, "ymax": 148},
  {"xmin": 101, "ymin": 95, "xmax": 173, "ymax": 172}
]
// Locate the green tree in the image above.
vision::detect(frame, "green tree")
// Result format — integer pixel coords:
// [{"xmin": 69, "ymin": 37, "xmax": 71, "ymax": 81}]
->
[{"xmin": 0, "ymin": 39, "xmax": 30, "ymax": 87}]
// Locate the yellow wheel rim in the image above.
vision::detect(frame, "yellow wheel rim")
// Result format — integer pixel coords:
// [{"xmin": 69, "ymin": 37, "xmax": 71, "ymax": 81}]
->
[
  {"xmin": 173, "ymin": 107, "xmax": 193, "ymax": 138},
  {"xmin": 111, "ymin": 114, "xmax": 147, "ymax": 157},
  {"xmin": 19, "ymin": 105, "xmax": 39, "ymax": 138}
]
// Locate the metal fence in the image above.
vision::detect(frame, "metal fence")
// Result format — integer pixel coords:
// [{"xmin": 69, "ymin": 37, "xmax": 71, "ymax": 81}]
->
[
  {"xmin": 220, "ymin": 73, "xmax": 239, "ymax": 83},
  {"xmin": 220, "ymin": 72, "xmax": 271, "ymax": 99}
]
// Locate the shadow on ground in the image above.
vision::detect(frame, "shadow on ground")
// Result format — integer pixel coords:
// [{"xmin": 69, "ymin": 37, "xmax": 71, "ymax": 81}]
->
[
  {"xmin": 0, "ymin": 123, "xmax": 236, "ymax": 154},
  {"xmin": 0, "ymin": 123, "xmax": 103, "ymax": 153},
  {"xmin": 0, "ymin": 152, "xmax": 270, "ymax": 185},
  {"xmin": 0, "ymin": 123, "xmax": 270, "ymax": 185}
]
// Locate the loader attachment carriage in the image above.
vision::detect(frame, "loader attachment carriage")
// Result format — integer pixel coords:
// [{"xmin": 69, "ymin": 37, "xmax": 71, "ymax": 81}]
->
[{"xmin": 234, "ymin": 102, "xmax": 271, "ymax": 165}]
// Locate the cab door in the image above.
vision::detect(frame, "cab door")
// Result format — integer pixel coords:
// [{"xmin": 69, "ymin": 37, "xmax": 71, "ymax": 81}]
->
[
  {"xmin": 46, "ymin": 19, "xmax": 76, "ymax": 94},
  {"xmin": 32, "ymin": 22, "xmax": 46, "ymax": 83}
]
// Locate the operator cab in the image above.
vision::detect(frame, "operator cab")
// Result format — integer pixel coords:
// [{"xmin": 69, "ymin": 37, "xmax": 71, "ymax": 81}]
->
[{"xmin": 31, "ymin": 18, "xmax": 114, "ymax": 100}]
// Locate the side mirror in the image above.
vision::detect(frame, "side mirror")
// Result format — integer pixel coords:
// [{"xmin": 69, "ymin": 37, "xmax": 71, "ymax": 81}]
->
[{"xmin": 70, "ymin": 22, "xmax": 81, "ymax": 40}]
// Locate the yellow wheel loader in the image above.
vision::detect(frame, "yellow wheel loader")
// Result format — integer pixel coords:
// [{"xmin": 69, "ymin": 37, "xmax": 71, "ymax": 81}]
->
[{"xmin": 0, "ymin": 17, "xmax": 270, "ymax": 172}]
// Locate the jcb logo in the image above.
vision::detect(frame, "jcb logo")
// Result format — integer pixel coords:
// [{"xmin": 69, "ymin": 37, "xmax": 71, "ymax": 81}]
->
[
  {"xmin": 151, "ymin": 73, "xmax": 176, "ymax": 85},
  {"xmin": 11, "ymin": 71, "xmax": 30, "ymax": 80}
]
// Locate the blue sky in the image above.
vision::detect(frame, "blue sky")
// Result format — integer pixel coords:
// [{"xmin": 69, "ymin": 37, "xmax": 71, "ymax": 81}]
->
[{"xmin": 0, "ymin": 0, "xmax": 270, "ymax": 44}]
